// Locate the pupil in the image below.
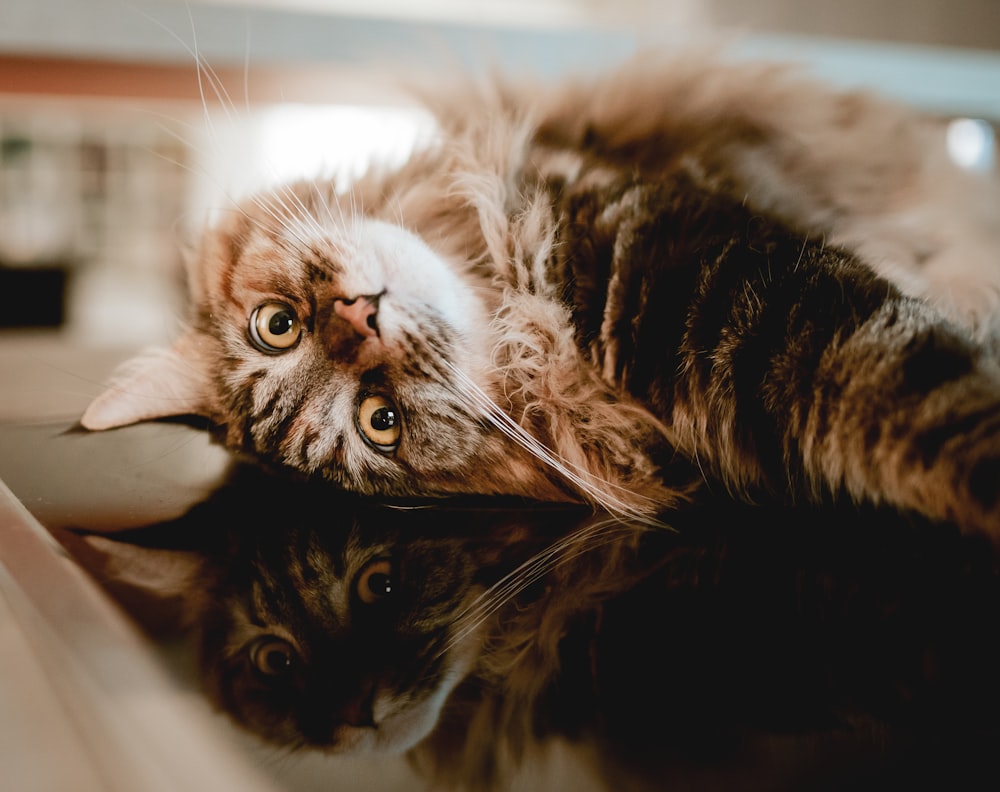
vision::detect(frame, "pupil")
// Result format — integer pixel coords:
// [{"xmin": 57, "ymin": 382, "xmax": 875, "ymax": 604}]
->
[
  {"xmin": 367, "ymin": 573, "xmax": 392, "ymax": 597},
  {"xmin": 268, "ymin": 311, "xmax": 293, "ymax": 335},
  {"xmin": 265, "ymin": 648, "xmax": 292, "ymax": 673},
  {"xmin": 370, "ymin": 407, "xmax": 397, "ymax": 431}
]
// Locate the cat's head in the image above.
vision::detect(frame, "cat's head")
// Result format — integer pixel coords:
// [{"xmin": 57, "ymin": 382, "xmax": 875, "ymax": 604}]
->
[
  {"xmin": 79, "ymin": 180, "xmax": 570, "ymax": 503},
  {"xmin": 196, "ymin": 512, "xmax": 485, "ymax": 754},
  {"xmin": 66, "ymin": 467, "xmax": 579, "ymax": 756}
]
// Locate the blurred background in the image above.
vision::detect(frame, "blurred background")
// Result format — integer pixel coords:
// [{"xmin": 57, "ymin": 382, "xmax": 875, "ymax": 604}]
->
[{"xmin": 0, "ymin": 0, "xmax": 998, "ymax": 421}]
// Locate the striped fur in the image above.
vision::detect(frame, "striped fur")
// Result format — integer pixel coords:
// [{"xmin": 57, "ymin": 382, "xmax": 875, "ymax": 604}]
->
[
  {"xmin": 75, "ymin": 467, "xmax": 653, "ymax": 780},
  {"xmin": 80, "ymin": 469, "xmax": 625, "ymax": 763},
  {"xmin": 171, "ymin": 475, "xmax": 519, "ymax": 756},
  {"xmin": 81, "ymin": 52, "xmax": 1000, "ymax": 535},
  {"xmin": 77, "ymin": 469, "xmax": 1000, "ymax": 789},
  {"xmin": 195, "ymin": 504, "xmax": 490, "ymax": 755}
]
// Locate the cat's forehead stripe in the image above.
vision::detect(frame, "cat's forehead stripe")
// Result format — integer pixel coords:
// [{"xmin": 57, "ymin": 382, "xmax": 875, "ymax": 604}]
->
[{"xmin": 304, "ymin": 255, "xmax": 341, "ymax": 282}]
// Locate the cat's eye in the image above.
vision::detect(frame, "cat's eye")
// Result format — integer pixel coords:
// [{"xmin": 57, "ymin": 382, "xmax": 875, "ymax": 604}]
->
[
  {"xmin": 249, "ymin": 302, "xmax": 302, "ymax": 353},
  {"xmin": 356, "ymin": 558, "xmax": 394, "ymax": 605},
  {"xmin": 357, "ymin": 395, "xmax": 402, "ymax": 452},
  {"xmin": 249, "ymin": 637, "xmax": 299, "ymax": 677}
]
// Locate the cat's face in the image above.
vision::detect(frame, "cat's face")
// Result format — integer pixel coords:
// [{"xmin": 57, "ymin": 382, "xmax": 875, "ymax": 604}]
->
[
  {"xmin": 73, "ymin": 470, "xmax": 581, "ymax": 757},
  {"xmin": 80, "ymin": 182, "xmax": 568, "ymax": 502},
  {"xmin": 199, "ymin": 520, "xmax": 488, "ymax": 754},
  {"xmin": 190, "ymin": 505, "xmax": 630, "ymax": 758}
]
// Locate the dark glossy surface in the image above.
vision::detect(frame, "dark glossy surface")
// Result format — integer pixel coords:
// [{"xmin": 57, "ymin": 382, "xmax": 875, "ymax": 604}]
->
[{"xmin": 7, "ymin": 416, "xmax": 999, "ymax": 791}]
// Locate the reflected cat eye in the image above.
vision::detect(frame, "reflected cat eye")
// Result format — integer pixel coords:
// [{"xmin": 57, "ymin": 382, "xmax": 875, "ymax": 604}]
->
[
  {"xmin": 357, "ymin": 395, "xmax": 401, "ymax": 452},
  {"xmin": 249, "ymin": 636, "xmax": 299, "ymax": 677},
  {"xmin": 356, "ymin": 558, "xmax": 394, "ymax": 605},
  {"xmin": 249, "ymin": 302, "xmax": 302, "ymax": 353}
]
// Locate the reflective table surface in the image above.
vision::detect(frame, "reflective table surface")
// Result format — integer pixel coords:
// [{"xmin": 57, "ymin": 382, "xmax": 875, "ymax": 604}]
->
[{"xmin": 2, "ymin": 337, "xmax": 1000, "ymax": 792}]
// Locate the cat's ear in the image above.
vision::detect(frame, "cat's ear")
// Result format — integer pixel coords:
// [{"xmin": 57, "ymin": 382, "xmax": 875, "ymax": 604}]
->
[
  {"xmin": 81, "ymin": 332, "xmax": 219, "ymax": 430},
  {"xmin": 53, "ymin": 528, "xmax": 211, "ymax": 635}
]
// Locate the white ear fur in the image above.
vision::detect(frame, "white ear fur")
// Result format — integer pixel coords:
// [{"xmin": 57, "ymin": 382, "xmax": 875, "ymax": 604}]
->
[{"xmin": 81, "ymin": 332, "xmax": 218, "ymax": 430}]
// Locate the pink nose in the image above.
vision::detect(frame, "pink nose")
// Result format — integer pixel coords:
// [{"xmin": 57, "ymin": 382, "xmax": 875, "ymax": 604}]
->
[{"xmin": 333, "ymin": 295, "xmax": 380, "ymax": 338}]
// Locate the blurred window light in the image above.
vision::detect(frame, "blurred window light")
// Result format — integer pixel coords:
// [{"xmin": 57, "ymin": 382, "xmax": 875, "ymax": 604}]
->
[
  {"xmin": 256, "ymin": 103, "xmax": 435, "ymax": 189},
  {"xmin": 191, "ymin": 103, "xmax": 436, "ymax": 223},
  {"xmin": 946, "ymin": 117, "xmax": 996, "ymax": 171}
]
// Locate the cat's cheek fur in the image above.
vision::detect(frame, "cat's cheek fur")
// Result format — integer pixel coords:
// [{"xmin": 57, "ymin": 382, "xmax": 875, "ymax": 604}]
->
[{"xmin": 364, "ymin": 626, "xmax": 485, "ymax": 755}]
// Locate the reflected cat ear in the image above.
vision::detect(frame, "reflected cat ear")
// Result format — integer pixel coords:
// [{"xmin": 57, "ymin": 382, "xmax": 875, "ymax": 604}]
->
[
  {"xmin": 81, "ymin": 332, "xmax": 218, "ymax": 430},
  {"xmin": 56, "ymin": 528, "xmax": 210, "ymax": 635}
]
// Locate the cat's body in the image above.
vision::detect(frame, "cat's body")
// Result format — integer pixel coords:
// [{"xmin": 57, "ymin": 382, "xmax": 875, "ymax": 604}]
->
[{"xmin": 81, "ymin": 51, "xmax": 1000, "ymax": 534}]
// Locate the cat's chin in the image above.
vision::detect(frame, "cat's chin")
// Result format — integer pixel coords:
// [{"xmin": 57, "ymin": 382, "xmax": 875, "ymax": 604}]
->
[
  {"xmin": 326, "ymin": 702, "xmax": 448, "ymax": 756},
  {"xmin": 356, "ymin": 632, "xmax": 484, "ymax": 756}
]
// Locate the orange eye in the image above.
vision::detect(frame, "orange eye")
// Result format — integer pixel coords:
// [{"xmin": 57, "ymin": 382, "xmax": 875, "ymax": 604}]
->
[
  {"xmin": 249, "ymin": 637, "xmax": 298, "ymax": 677},
  {"xmin": 249, "ymin": 302, "xmax": 301, "ymax": 353},
  {"xmin": 357, "ymin": 395, "xmax": 401, "ymax": 452},
  {"xmin": 356, "ymin": 558, "xmax": 394, "ymax": 605}
]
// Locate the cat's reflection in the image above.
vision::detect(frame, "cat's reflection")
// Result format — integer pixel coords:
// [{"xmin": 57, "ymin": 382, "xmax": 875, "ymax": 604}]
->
[
  {"xmin": 58, "ymin": 466, "xmax": 1000, "ymax": 790},
  {"xmin": 59, "ymin": 465, "xmax": 597, "ymax": 757}
]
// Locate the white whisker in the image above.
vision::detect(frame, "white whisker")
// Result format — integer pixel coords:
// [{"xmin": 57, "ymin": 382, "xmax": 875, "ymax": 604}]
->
[
  {"xmin": 278, "ymin": 182, "xmax": 332, "ymax": 241},
  {"xmin": 309, "ymin": 180, "xmax": 342, "ymax": 233},
  {"xmin": 442, "ymin": 516, "xmax": 644, "ymax": 655},
  {"xmin": 441, "ymin": 360, "xmax": 665, "ymax": 527},
  {"xmin": 247, "ymin": 193, "xmax": 315, "ymax": 250},
  {"xmin": 242, "ymin": 17, "xmax": 253, "ymax": 115}
]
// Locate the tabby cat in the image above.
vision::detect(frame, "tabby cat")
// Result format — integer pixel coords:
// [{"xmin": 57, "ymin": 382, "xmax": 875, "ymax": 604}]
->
[
  {"xmin": 64, "ymin": 464, "xmax": 626, "ymax": 764},
  {"xmin": 69, "ymin": 466, "xmax": 1000, "ymax": 791},
  {"xmin": 80, "ymin": 51, "xmax": 1000, "ymax": 534}
]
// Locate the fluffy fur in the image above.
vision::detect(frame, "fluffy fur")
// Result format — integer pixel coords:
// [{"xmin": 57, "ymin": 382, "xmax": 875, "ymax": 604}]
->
[
  {"xmin": 81, "ymin": 50, "xmax": 1000, "ymax": 534},
  {"xmin": 62, "ymin": 467, "xmax": 1000, "ymax": 791},
  {"xmin": 61, "ymin": 467, "xmax": 646, "ymax": 771}
]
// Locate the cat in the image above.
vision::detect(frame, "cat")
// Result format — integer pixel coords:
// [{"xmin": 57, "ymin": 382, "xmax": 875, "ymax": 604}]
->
[
  {"xmin": 62, "ymin": 464, "xmax": 1000, "ymax": 791},
  {"xmin": 79, "ymin": 50, "xmax": 1000, "ymax": 534},
  {"xmin": 58, "ymin": 464, "xmax": 636, "ymax": 770}
]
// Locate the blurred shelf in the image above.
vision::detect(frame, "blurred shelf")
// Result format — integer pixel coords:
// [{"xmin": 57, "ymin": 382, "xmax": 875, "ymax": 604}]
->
[{"xmin": 1, "ymin": 0, "xmax": 999, "ymax": 119}]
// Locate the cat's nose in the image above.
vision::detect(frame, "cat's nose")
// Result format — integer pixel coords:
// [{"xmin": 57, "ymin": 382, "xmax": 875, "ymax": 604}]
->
[
  {"xmin": 333, "ymin": 293, "xmax": 381, "ymax": 338},
  {"xmin": 335, "ymin": 680, "xmax": 376, "ymax": 729}
]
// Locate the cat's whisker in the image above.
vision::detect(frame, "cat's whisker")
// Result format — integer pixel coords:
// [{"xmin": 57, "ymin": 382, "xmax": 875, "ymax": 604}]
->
[
  {"xmin": 481, "ymin": 517, "xmax": 634, "ymax": 608},
  {"xmin": 240, "ymin": 17, "xmax": 253, "ymax": 115},
  {"xmin": 136, "ymin": 7, "xmax": 229, "ymax": 117},
  {"xmin": 267, "ymin": 183, "xmax": 330, "ymax": 242},
  {"xmin": 199, "ymin": 60, "xmax": 241, "ymax": 127},
  {"xmin": 185, "ymin": 14, "xmax": 250, "ymax": 133},
  {"xmin": 140, "ymin": 120, "xmax": 252, "ymax": 224},
  {"xmin": 442, "ymin": 517, "xmax": 641, "ymax": 656},
  {"xmin": 348, "ymin": 185, "xmax": 365, "ymax": 228},
  {"xmin": 308, "ymin": 179, "xmax": 343, "ymax": 234},
  {"xmin": 332, "ymin": 185, "xmax": 352, "ymax": 228},
  {"xmin": 295, "ymin": 186, "xmax": 341, "ymax": 243},
  {"xmin": 272, "ymin": 178, "xmax": 351, "ymax": 252},
  {"xmin": 247, "ymin": 193, "xmax": 316, "ymax": 251},
  {"xmin": 451, "ymin": 517, "xmax": 630, "ymax": 628},
  {"xmin": 162, "ymin": 9, "xmax": 339, "ymax": 250},
  {"xmin": 178, "ymin": 14, "xmax": 234, "ymax": 149},
  {"xmin": 143, "ymin": 10, "xmax": 313, "ymax": 251},
  {"xmin": 313, "ymin": 181, "xmax": 354, "ymax": 238},
  {"xmin": 386, "ymin": 187, "xmax": 407, "ymax": 229},
  {"xmin": 135, "ymin": 9, "xmax": 244, "ymax": 165},
  {"xmin": 458, "ymin": 534, "xmax": 609, "ymax": 631},
  {"xmin": 441, "ymin": 360, "xmax": 666, "ymax": 528}
]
